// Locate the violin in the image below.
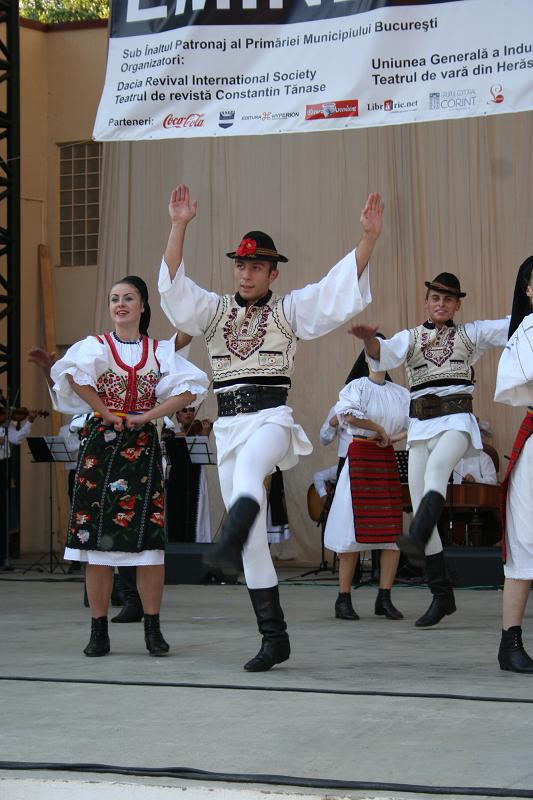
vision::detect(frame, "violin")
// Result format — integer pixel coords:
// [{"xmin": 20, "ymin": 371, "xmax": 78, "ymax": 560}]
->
[{"xmin": 0, "ymin": 407, "xmax": 49, "ymax": 424}]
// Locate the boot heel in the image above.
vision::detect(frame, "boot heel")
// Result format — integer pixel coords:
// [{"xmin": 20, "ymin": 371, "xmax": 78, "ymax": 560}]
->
[
  {"xmin": 144, "ymin": 614, "xmax": 170, "ymax": 656},
  {"xmin": 83, "ymin": 617, "xmax": 110, "ymax": 657}
]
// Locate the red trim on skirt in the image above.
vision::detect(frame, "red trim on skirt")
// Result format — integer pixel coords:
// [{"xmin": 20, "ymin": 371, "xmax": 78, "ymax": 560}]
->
[
  {"xmin": 348, "ymin": 439, "xmax": 402, "ymax": 544},
  {"xmin": 500, "ymin": 413, "xmax": 533, "ymax": 562}
]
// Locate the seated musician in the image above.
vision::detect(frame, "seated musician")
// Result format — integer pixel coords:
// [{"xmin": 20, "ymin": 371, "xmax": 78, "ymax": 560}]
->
[{"xmin": 164, "ymin": 409, "xmax": 212, "ymax": 543}]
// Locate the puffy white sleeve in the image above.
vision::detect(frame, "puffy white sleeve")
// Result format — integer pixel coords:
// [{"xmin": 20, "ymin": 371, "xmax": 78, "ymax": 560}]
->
[
  {"xmin": 366, "ymin": 329, "xmax": 411, "ymax": 372},
  {"xmin": 335, "ymin": 380, "xmax": 366, "ymax": 423},
  {"xmin": 158, "ymin": 258, "xmax": 220, "ymax": 336},
  {"xmin": 319, "ymin": 405, "xmax": 339, "ymax": 445},
  {"xmin": 465, "ymin": 317, "xmax": 510, "ymax": 362},
  {"xmin": 49, "ymin": 336, "xmax": 109, "ymax": 415},
  {"xmin": 494, "ymin": 314, "xmax": 533, "ymax": 406},
  {"xmin": 283, "ymin": 250, "xmax": 371, "ymax": 340},
  {"xmin": 155, "ymin": 337, "xmax": 209, "ymax": 407}
]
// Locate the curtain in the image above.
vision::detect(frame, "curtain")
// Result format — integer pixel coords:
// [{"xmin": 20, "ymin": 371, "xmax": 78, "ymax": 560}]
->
[{"xmin": 95, "ymin": 112, "xmax": 533, "ymax": 563}]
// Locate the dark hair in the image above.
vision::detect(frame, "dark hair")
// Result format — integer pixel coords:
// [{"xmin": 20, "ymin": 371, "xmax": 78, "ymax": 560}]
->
[
  {"xmin": 345, "ymin": 332, "xmax": 390, "ymax": 384},
  {"xmin": 112, "ymin": 276, "xmax": 151, "ymax": 335},
  {"xmin": 508, "ymin": 256, "xmax": 533, "ymax": 339}
]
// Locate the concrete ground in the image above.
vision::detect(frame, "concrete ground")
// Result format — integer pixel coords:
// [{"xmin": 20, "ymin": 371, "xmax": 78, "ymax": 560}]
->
[{"xmin": 1, "ymin": 568, "xmax": 533, "ymax": 800}]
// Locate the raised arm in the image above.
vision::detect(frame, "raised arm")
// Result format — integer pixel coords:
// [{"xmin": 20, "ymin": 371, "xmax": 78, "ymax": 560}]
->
[
  {"xmin": 348, "ymin": 324, "xmax": 381, "ymax": 360},
  {"xmin": 164, "ymin": 184, "xmax": 198, "ymax": 279},
  {"xmin": 355, "ymin": 192, "xmax": 384, "ymax": 277}
]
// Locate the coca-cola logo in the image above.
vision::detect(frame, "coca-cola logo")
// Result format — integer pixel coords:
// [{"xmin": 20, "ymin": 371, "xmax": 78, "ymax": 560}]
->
[{"xmin": 163, "ymin": 113, "xmax": 205, "ymax": 128}]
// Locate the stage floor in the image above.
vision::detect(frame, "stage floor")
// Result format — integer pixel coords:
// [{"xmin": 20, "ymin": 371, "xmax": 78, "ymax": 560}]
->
[{"xmin": 0, "ymin": 569, "xmax": 532, "ymax": 800}]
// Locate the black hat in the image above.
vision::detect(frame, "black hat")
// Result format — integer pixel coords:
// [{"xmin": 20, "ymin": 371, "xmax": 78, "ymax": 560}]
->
[
  {"xmin": 226, "ymin": 230, "xmax": 289, "ymax": 263},
  {"xmin": 424, "ymin": 272, "xmax": 466, "ymax": 298}
]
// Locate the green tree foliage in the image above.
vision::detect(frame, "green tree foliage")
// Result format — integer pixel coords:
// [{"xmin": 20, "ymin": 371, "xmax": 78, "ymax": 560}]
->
[{"xmin": 19, "ymin": 0, "xmax": 109, "ymax": 23}]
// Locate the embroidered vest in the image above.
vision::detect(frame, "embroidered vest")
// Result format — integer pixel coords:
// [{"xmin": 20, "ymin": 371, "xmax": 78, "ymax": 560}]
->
[
  {"xmin": 405, "ymin": 323, "xmax": 475, "ymax": 392},
  {"xmin": 204, "ymin": 292, "xmax": 297, "ymax": 389},
  {"xmin": 95, "ymin": 333, "xmax": 160, "ymax": 412}
]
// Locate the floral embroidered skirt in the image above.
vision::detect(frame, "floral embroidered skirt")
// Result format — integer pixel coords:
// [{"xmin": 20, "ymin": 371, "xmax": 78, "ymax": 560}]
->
[{"xmin": 66, "ymin": 417, "xmax": 165, "ymax": 556}]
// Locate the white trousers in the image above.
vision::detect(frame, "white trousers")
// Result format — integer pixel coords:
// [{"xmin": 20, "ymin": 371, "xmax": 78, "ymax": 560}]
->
[
  {"xmin": 408, "ymin": 430, "xmax": 470, "ymax": 555},
  {"xmin": 218, "ymin": 423, "xmax": 291, "ymax": 589},
  {"xmin": 504, "ymin": 436, "xmax": 533, "ymax": 579}
]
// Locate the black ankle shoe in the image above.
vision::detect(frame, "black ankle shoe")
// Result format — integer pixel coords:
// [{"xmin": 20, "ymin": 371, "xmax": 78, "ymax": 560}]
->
[
  {"xmin": 335, "ymin": 592, "xmax": 359, "ymax": 620},
  {"xmin": 144, "ymin": 614, "xmax": 170, "ymax": 656},
  {"xmin": 498, "ymin": 627, "xmax": 533, "ymax": 673},
  {"xmin": 375, "ymin": 589, "xmax": 404, "ymax": 620},
  {"xmin": 83, "ymin": 617, "xmax": 110, "ymax": 657},
  {"xmin": 111, "ymin": 601, "xmax": 144, "ymax": 623}
]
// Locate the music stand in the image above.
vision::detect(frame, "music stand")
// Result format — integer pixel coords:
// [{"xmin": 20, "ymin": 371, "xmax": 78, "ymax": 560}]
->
[
  {"xmin": 24, "ymin": 436, "xmax": 76, "ymax": 573},
  {"xmin": 185, "ymin": 435, "xmax": 216, "ymax": 465}
]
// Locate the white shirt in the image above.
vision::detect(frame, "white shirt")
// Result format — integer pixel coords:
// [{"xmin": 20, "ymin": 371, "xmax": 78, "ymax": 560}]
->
[
  {"xmin": 319, "ymin": 404, "xmax": 352, "ymax": 458},
  {"xmin": 158, "ymin": 250, "xmax": 371, "ymax": 346},
  {"xmin": 335, "ymin": 377, "xmax": 410, "ymax": 439},
  {"xmin": 367, "ymin": 318, "xmax": 509, "ymax": 450},
  {"xmin": 452, "ymin": 452, "xmax": 498, "ymax": 485},
  {"xmin": 50, "ymin": 334, "xmax": 209, "ymax": 416},
  {"xmin": 0, "ymin": 420, "xmax": 32, "ymax": 461},
  {"xmin": 494, "ymin": 313, "xmax": 533, "ymax": 408},
  {"xmin": 313, "ymin": 465, "xmax": 338, "ymax": 498}
]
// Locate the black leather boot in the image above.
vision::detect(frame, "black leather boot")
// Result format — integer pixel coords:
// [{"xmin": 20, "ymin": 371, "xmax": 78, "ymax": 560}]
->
[
  {"xmin": 112, "ymin": 567, "xmax": 143, "ymax": 622},
  {"xmin": 144, "ymin": 613, "xmax": 170, "ymax": 656},
  {"xmin": 498, "ymin": 626, "xmax": 533, "ymax": 673},
  {"xmin": 206, "ymin": 497, "xmax": 260, "ymax": 575},
  {"xmin": 111, "ymin": 598, "xmax": 144, "ymax": 623},
  {"xmin": 397, "ymin": 490, "xmax": 445, "ymax": 568},
  {"xmin": 335, "ymin": 592, "xmax": 359, "ymax": 620},
  {"xmin": 244, "ymin": 586, "xmax": 290, "ymax": 672},
  {"xmin": 110, "ymin": 572, "xmax": 125, "ymax": 607},
  {"xmin": 415, "ymin": 552, "xmax": 456, "ymax": 627},
  {"xmin": 375, "ymin": 588, "xmax": 404, "ymax": 620},
  {"xmin": 83, "ymin": 616, "xmax": 110, "ymax": 657}
]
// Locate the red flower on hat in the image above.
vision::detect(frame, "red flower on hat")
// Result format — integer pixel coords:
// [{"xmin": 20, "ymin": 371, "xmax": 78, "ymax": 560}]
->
[{"xmin": 236, "ymin": 237, "xmax": 257, "ymax": 258}]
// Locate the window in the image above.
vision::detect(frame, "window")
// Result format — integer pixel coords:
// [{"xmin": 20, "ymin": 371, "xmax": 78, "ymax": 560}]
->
[{"xmin": 59, "ymin": 141, "xmax": 102, "ymax": 266}]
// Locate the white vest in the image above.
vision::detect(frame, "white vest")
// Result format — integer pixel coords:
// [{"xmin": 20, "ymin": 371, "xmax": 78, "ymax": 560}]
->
[
  {"xmin": 204, "ymin": 292, "xmax": 297, "ymax": 389},
  {"xmin": 405, "ymin": 323, "xmax": 475, "ymax": 391}
]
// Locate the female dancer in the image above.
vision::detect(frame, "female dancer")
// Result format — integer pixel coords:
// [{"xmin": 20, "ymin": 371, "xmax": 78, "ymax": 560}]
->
[
  {"xmin": 494, "ymin": 257, "xmax": 533, "ymax": 673},
  {"xmin": 325, "ymin": 343, "xmax": 410, "ymax": 620},
  {"xmin": 50, "ymin": 276, "xmax": 208, "ymax": 657}
]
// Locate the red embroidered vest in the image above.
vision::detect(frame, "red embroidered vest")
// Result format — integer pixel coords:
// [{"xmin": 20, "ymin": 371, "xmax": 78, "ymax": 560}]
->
[{"xmin": 95, "ymin": 333, "xmax": 160, "ymax": 412}]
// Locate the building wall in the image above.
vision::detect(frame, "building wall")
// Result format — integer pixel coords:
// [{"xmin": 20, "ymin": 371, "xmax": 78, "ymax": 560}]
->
[{"xmin": 19, "ymin": 21, "xmax": 107, "ymax": 554}]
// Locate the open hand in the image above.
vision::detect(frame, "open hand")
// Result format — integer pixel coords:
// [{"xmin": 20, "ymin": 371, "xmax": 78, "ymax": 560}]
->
[
  {"xmin": 28, "ymin": 348, "xmax": 56, "ymax": 373},
  {"xmin": 169, "ymin": 184, "xmax": 198, "ymax": 226},
  {"xmin": 360, "ymin": 192, "xmax": 384, "ymax": 240}
]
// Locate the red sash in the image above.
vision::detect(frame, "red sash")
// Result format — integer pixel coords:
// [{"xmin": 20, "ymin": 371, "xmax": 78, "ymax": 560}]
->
[
  {"xmin": 348, "ymin": 440, "xmax": 402, "ymax": 544},
  {"xmin": 500, "ymin": 412, "xmax": 533, "ymax": 562}
]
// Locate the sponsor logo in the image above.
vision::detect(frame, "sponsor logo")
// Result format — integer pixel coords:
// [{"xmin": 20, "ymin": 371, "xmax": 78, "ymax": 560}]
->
[
  {"xmin": 367, "ymin": 98, "xmax": 419, "ymax": 112},
  {"xmin": 219, "ymin": 110, "xmax": 235, "ymax": 128},
  {"xmin": 260, "ymin": 110, "xmax": 300, "ymax": 122},
  {"xmin": 163, "ymin": 113, "xmax": 205, "ymax": 128},
  {"xmin": 488, "ymin": 84, "xmax": 504, "ymax": 104},
  {"xmin": 429, "ymin": 89, "xmax": 476, "ymax": 111},
  {"xmin": 305, "ymin": 99, "xmax": 358, "ymax": 120}
]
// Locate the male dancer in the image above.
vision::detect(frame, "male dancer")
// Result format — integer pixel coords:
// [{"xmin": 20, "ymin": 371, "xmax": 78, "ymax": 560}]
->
[
  {"xmin": 159, "ymin": 184, "xmax": 383, "ymax": 671},
  {"xmin": 351, "ymin": 273, "xmax": 508, "ymax": 627}
]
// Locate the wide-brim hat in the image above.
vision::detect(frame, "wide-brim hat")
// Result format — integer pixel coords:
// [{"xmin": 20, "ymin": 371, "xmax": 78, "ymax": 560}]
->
[
  {"xmin": 425, "ymin": 272, "xmax": 466, "ymax": 298},
  {"xmin": 226, "ymin": 230, "xmax": 289, "ymax": 263}
]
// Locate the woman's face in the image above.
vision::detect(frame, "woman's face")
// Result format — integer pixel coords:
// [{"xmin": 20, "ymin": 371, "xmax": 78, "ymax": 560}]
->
[
  {"xmin": 109, "ymin": 282, "xmax": 144, "ymax": 327},
  {"xmin": 527, "ymin": 271, "xmax": 533, "ymax": 309}
]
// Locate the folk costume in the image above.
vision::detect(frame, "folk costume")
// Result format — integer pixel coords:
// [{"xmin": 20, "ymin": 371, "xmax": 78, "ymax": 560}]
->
[
  {"xmin": 159, "ymin": 231, "xmax": 372, "ymax": 670},
  {"xmin": 51, "ymin": 332, "xmax": 208, "ymax": 566},
  {"xmin": 367, "ymin": 272, "xmax": 509, "ymax": 626},
  {"xmin": 494, "ymin": 256, "xmax": 533, "ymax": 672}
]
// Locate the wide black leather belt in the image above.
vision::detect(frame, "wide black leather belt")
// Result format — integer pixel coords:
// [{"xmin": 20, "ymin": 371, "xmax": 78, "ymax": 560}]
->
[
  {"xmin": 409, "ymin": 393, "xmax": 473, "ymax": 420},
  {"xmin": 217, "ymin": 386, "xmax": 288, "ymax": 417}
]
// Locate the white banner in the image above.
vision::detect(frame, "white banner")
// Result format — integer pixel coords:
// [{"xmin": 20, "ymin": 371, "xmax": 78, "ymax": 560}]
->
[{"xmin": 93, "ymin": 0, "xmax": 533, "ymax": 140}]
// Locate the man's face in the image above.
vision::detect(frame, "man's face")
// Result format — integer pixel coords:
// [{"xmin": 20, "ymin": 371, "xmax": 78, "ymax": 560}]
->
[
  {"xmin": 233, "ymin": 259, "xmax": 278, "ymax": 303},
  {"xmin": 177, "ymin": 407, "xmax": 195, "ymax": 427},
  {"xmin": 425, "ymin": 290, "xmax": 461, "ymax": 325}
]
